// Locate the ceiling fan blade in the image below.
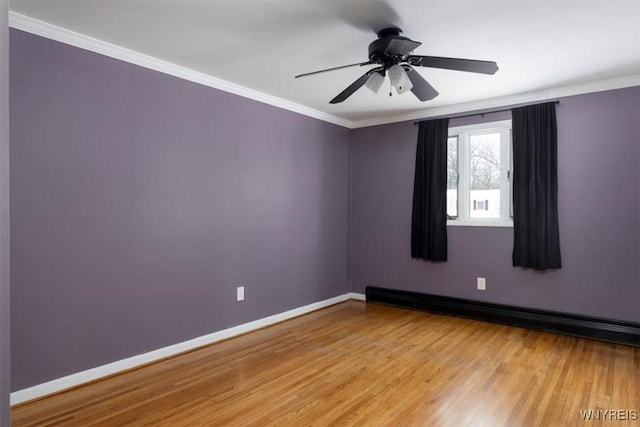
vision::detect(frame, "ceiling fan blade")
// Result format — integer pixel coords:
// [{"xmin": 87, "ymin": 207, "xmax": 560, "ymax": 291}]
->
[
  {"xmin": 404, "ymin": 66, "xmax": 439, "ymax": 101},
  {"xmin": 407, "ymin": 55, "xmax": 499, "ymax": 75},
  {"xmin": 295, "ymin": 61, "xmax": 373, "ymax": 79},
  {"xmin": 384, "ymin": 38, "xmax": 421, "ymax": 56},
  {"xmin": 330, "ymin": 70, "xmax": 376, "ymax": 104}
]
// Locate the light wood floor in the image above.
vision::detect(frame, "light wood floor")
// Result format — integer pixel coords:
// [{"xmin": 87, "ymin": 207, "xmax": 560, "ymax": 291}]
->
[{"xmin": 12, "ymin": 301, "xmax": 640, "ymax": 426}]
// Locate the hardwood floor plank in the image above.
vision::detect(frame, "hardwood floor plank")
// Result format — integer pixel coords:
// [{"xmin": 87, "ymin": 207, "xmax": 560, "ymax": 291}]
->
[{"xmin": 12, "ymin": 301, "xmax": 640, "ymax": 426}]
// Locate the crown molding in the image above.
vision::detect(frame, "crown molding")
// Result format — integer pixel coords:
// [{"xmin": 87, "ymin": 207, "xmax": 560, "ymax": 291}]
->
[
  {"xmin": 9, "ymin": 11, "xmax": 640, "ymax": 131},
  {"xmin": 8, "ymin": 12, "xmax": 353, "ymax": 129},
  {"xmin": 349, "ymin": 74, "xmax": 640, "ymax": 128}
]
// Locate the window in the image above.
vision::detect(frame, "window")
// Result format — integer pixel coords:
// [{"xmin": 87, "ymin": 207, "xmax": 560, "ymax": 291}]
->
[{"xmin": 447, "ymin": 120, "xmax": 513, "ymax": 227}]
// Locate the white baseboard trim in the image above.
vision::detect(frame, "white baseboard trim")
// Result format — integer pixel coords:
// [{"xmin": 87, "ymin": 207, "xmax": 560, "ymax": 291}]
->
[
  {"xmin": 348, "ymin": 292, "xmax": 366, "ymax": 301},
  {"xmin": 11, "ymin": 292, "xmax": 363, "ymax": 406}
]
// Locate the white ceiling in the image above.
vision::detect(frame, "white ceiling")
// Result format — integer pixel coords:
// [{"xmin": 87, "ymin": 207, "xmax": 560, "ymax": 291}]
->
[{"xmin": 9, "ymin": 0, "xmax": 640, "ymax": 125}]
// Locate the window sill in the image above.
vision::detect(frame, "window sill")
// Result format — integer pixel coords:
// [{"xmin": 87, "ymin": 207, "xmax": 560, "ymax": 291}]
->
[{"xmin": 447, "ymin": 219, "xmax": 513, "ymax": 228}]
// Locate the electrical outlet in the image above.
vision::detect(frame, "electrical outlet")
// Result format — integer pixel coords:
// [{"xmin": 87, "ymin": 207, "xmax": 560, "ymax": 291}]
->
[
  {"xmin": 477, "ymin": 277, "xmax": 486, "ymax": 291},
  {"xmin": 236, "ymin": 286, "xmax": 245, "ymax": 301}
]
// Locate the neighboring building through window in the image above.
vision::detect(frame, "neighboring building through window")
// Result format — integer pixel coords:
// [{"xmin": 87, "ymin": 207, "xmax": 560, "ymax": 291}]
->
[
  {"xmin": 473, "ymin": 200, "xmax": 489, "ymax": 211},
  {"xmin": 447, "ymin": 120, "xmax": 513, "ymax": 227}
]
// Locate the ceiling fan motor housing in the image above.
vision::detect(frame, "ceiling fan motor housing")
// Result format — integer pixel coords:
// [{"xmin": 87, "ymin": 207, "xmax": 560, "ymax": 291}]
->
[{"xmin": 368, "ymin": 27, "xmax": 422, "ymax": 68}]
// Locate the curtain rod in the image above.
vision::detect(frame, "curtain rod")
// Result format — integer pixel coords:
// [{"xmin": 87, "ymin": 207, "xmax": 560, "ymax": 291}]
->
[{"xmin": 413, "ymin": 100, "xmax": 560, "ymax": 125}]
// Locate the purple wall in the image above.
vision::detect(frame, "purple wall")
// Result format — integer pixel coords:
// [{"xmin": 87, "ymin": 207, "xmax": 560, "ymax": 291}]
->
[
  {"xmin": 9, "ymin": 26, "xmax": 640, "ymax": 397},
  {"xmin": 10, "ymin": 30, "xmax": 350, "ymax": 390},
  {"xmin": 351, "ymin": 87, "xmax": 640, "ymax": 323},
  {"xmin": 1, "ymin": 0, "xmax": 10, "ymax": 423}
]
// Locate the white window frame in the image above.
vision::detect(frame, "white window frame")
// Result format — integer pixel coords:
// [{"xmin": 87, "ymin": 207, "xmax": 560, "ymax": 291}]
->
[{"xmin": 447, "ymin": 119, "xmax": 513, "ymax": 228}]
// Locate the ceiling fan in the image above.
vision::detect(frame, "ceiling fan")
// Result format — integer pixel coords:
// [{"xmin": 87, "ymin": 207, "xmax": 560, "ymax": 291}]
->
[{"xmin": 295, "ymin": 27, "xmax": 499, "ymax": 104}]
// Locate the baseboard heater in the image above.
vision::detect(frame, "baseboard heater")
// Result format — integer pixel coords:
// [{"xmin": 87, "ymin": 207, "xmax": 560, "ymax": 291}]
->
[{"xmin": 365, "ymin": 286, "xmax": 640, "ymax": 347}]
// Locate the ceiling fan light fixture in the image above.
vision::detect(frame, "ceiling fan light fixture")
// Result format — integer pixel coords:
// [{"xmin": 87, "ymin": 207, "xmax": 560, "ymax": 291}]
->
[
  {"xmin": 388, "ymin": 64, "xmax": 413, "ymax": 94},
  {"xmin": 365, "ymin": 71, "xmax": 385, "ymax": 93}
]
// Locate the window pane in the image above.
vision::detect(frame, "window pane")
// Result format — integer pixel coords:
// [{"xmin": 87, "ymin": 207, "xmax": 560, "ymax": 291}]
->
[
  {"xmin": 469, "ymin": 132, "xmax": 500, "ymax": 219},
  {"xmin": 447, "ymin": 136, "xmax": 458, "ymax": 218}
]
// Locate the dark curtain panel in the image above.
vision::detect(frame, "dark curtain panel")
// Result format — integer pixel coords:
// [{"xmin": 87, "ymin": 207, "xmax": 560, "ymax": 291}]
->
[
  {"xmin": 411, "ymin": 118, "xmax": 449, "ymax": 261},
  {"xmin": 512, "ymin": 102, "xmax": 561, "ymax": 270}
]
